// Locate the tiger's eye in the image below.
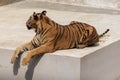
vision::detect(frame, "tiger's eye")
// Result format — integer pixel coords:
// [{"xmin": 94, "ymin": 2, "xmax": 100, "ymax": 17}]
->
[{"xmin": 34, "ymin": 15, "xmax": 38, "ymax": 21}]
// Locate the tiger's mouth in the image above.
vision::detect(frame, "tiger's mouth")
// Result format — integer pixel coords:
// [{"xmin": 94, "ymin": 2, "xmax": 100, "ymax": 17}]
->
[
  {"xmin": 26, "ymin": 24, "xmax": 32, "ymax": 30},
  {"xmin": 26, "ymin": 24, "xmax": 36, "ymax": 30},
  {"xmin": 26, "ymin": 24, "xmax": 38, "ymax": 33},
  {"xmin": 27, "ymin": 26, "xmax": 32, "ymax": 30}
]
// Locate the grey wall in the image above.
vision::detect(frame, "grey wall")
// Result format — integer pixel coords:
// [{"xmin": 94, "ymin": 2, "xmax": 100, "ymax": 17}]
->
[
  {"xmin": 0, "ymin": 0, "xmax": 23, "ymax": 6},
  {"xmin": 32, "ymin": 0, "xmax": 120, "ymax": 9}
]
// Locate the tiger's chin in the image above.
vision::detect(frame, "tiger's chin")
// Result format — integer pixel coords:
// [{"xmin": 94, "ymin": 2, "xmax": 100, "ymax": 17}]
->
[
  {"xmin": 27, "ymin": 27, "xmax": 39, "ymax": 34},
  {"xmin": 26, "ymin": 26, "xmax": 35, "ymax": 31},
  {"xmin": 32, "ymin": 28, "xmax": 39, "ymax": 34},
  {"xmin": 31, "ymin": 28, "xmax": 37, "ymax": 33}
]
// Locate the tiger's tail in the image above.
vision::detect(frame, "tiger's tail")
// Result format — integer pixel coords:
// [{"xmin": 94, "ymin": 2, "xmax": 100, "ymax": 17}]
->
[{"xmin": 99, "ymin": 29, "xmax": 110, "ymax": 38}]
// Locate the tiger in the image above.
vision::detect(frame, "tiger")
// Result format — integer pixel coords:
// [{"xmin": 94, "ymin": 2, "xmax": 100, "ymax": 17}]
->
[{"xmin": 11, "ymin": 10, "xmax": 109, "ymax": 65}]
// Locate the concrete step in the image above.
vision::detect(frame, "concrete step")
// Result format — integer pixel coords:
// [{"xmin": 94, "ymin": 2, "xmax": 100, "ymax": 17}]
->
[{"xmin": 0, "ymin": 40, "xmax": 120, "ymax": 80}]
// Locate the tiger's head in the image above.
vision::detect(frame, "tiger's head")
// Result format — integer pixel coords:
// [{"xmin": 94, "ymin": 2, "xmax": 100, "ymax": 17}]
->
[{"xmin": 26, "ymin": 10, "xmax": 47, "ymax": 33}]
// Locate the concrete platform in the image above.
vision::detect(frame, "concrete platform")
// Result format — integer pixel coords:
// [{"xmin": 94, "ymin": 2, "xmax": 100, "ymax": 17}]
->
[
  {"xmin": 0, "ymin": 0, "xmax": 120, "ymax": 80},
  {"xmin": 0, "ymin": 41, "xmax": 120, "ymax": 80}
]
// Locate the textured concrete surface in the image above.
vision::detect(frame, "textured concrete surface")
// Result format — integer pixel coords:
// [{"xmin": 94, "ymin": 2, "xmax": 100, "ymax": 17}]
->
[
  {"xmin": 0, "ymin": 0, "xmax": 120, "ymax": 80},
  {"xmin": 0, "ymin": 0, "xmax": 120, "ymax": 57},
  {"xmin": 81, "ymin": 40, "xmax": 120, "ymax": 80},
  {"xmin": 33, "ymin": 0, "xmax": 120, "ymax": 9},
  {"xmin": 0, "ymin": 0, "xmax": 23, "ymax": 6},
  {"xmin": 0, "ymin": 0, "xmax": 120, "ymax": 51}
]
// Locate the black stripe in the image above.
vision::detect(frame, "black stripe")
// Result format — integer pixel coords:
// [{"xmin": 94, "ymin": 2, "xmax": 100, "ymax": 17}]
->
[
  {"xmin": 80, "ymin": 23, "xmax": 86, "ymax": 31},
  {"xmin": 45, "ymin": 17, "xmax": 50, "ymax": 24},
  {"xmin": 42, "ymin": 28, "xmax": 52, "ymax": 37},
  {"xmin": 66, "ymin": 26, "xmax": 72, "ymax": 48},
  {"xmin": 51, "ymin": 21, "xmax": 56, "ymax": 27},
  {"xmin": 23, "ymin": 47, "xmax": 29, "ymax": 51},
  {"xmin": 36, "ymin": 36, "xmax": 41, "ymax": 44},
  {"xmin": 55, "ymin": 23, "xmax": 59, "ymax": 30},
  {"xmin": 76, "ymin": 24, "xmax": 82, "ymax": 35},
  {"xmin": 69, "ymin": 26, "xmax": 76, "ymax": 48},
  {"xmin": 31, "ymin": 40, "xmax": 37, "ymax": 48},
  {"xmin": 65, "ymin": 26, "xmax": 70, "ymax": 39}
]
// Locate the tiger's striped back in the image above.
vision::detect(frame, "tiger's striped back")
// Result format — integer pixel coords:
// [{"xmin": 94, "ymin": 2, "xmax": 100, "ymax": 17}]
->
[{"xmin": 51, "ymin": 22, "xmax": 99, "ymax": 49}]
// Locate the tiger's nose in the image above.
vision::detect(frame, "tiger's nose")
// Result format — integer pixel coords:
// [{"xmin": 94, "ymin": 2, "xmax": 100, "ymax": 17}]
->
[{"xmin": 26, "ymin": 24, "xmax": 32, "ymax": 30}]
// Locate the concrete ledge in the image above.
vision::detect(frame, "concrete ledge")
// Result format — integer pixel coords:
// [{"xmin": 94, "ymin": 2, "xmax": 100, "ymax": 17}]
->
[
  {"xmin": 0, "ymin": 40, "xmax": 120, "ymax": 80},
  {"xmin": 81, "ymin": 40, "xmax": 120, "ymax": 80}
]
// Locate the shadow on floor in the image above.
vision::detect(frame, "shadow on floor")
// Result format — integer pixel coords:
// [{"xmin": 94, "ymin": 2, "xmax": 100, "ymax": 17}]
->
[
  {"xmin": 25, "ymin": 54, "xmax": 44, "ymax": 80},
  {"xmin": 13, "ymin": 54, "xmax": 44, "ymax": 80}
]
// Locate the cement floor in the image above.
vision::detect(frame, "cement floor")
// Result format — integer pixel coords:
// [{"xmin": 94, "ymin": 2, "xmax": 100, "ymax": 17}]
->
[{"xmin": 0, "ymin": 0, "xmax": 120, "ymax": 57}]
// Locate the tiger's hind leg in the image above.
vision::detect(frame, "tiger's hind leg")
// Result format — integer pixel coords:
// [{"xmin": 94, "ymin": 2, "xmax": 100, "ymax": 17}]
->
[{"xmin": 76, "ymin": 44, "xmax": 87, "ymax": 49}]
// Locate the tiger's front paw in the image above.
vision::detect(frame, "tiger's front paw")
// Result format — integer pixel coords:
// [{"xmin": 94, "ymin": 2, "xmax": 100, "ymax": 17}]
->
[
  {"xmin": 22, "ymin": 57, "xmax": 30, "ymax": 66},
  {"xmin": 11, "ymin": 47, "xmax": 22, "ymax": 64},
  {"xmin": 11, "ymin": 56, "xmax": 16, "ymax": 64}
]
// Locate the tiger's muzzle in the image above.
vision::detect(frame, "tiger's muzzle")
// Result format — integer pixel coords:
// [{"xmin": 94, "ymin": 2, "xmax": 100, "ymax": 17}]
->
[
  {"xmin": 26, "ymin": 23, "xmax": 36, "ymax": 30},
  {"xmin": 26, "ymin": 23, "xmax": 32, "ymax": 30}
]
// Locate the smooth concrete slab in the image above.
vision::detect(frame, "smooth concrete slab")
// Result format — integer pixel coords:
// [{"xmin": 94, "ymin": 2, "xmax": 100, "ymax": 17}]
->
[
  {"xmin": 0, "ymin": 49, "xmax": 81, "ymax": 80},
  {"xmin": 81, "ymin": 40, "xmax": 120, "ymax": 80}
]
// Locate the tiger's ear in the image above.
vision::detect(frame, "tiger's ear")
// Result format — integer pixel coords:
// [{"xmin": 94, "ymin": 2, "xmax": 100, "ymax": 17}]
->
[
  {"xmin": 41, "ymin": 10, "xmax": 47, "ymax": 15},
  {"xmin": 33, "ymin": 12, "xmax": 36, "ymax": 16},
  {"xmin": 33, "ymin": 12, "xmax": 38, "ymax": 20}
]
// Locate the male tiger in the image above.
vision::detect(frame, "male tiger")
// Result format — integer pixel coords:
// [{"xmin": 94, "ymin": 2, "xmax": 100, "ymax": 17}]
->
[{"xmin": 11, "ymin": 10, "xmax": 109, "ymax": 65}]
